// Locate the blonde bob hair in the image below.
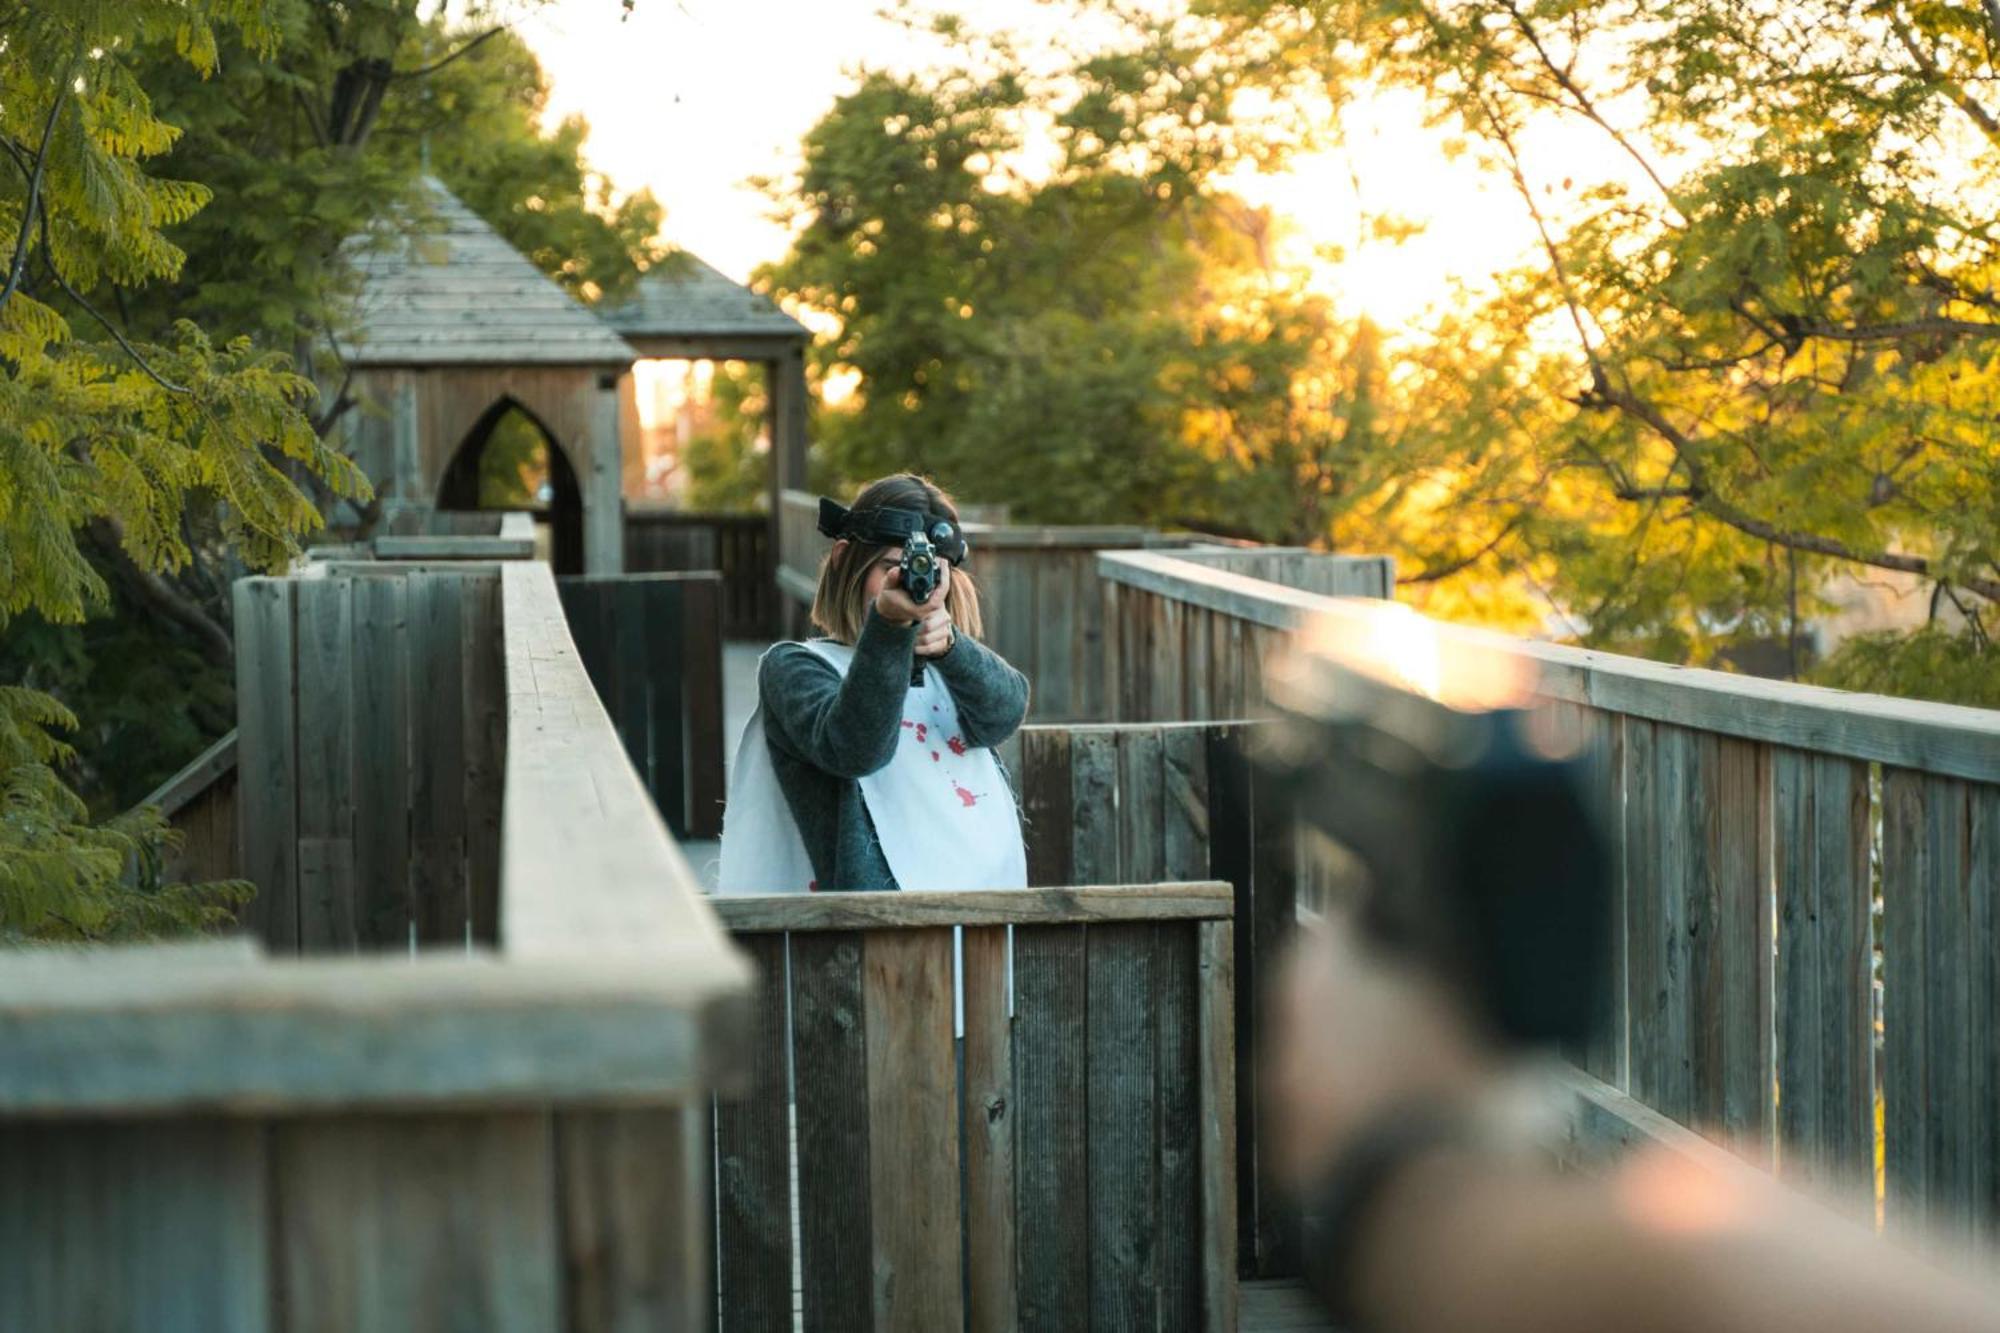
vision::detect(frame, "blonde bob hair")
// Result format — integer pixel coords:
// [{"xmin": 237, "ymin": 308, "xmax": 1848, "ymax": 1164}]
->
[{"xmin": 810, "ymin": 474, "xmax": 986, "ymax": 645}]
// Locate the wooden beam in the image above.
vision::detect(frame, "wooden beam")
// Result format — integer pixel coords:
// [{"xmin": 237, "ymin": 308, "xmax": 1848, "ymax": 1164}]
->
[
  {"xmin": 1097, "ymin": 550, "xmax": 2000, "ymax": 782},
  {"xmin": 133, "ymin": 729, "xmax": 237, "ymax": 821},
  {"xmin": 711, "ymin": 882, "xmax": 1235, "ymax": 932},
  {"xmin": 0, "ymin": 950, "xmax": 752, "ymax": 1116},
  {"xmin": 497, "ymin": 563, "xmax": 747, "ymax": 967}
]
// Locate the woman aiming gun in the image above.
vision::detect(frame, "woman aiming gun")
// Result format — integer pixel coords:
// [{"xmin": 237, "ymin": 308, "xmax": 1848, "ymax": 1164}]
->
[{"xmin": 717, "ymin": 474, "xmax": 1029, "ymax": 895}]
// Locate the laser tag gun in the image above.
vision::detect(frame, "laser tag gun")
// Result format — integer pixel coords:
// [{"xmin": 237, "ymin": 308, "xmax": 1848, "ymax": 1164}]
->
[
  {"xmin": 1255, "ymin": 603, "xmax": 1612, "ymax": 1048},
  {"xmin": 818, "ymin": 495, "xmax": 970, "ymax": 686}
]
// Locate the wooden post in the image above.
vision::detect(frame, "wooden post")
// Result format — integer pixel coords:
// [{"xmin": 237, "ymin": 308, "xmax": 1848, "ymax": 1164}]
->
[
  {"xmin": 768, "ymin": 342, "xmax": 809, "ymax": 586},
  {"xmin": 584, "ymin": 373, "xmax": 625, "ymax": 575}
]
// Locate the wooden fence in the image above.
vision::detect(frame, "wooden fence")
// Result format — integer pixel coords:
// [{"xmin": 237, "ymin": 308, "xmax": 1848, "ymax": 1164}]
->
[
  {"xmin": 235, "ymin": 563, "xmax": 508, "ymax": 953},
  {"xmin": 778, "ymin": 489, "xmax": 1189, "ymax": 722},
  {"xmin": 1098, "ymin": 552, "xmax": 2000, "ymax": 1238},
  {"xmin": 139, "ymin": 730, "xmax": 240, "ymax": 887},
  {"xmin": 557, "ymin": 573, "xmax": 726, "ymax": 840},
  {"xmin": 997, "ymin": 721, "xmax": 1302, "ymax": 1279},
  {"xmin": 2, "ymin": 561, "xmax": 751, "ymax": 1331},
  {"xmin": 709, "ymin": 884, "xmax": 1239, "ymax": 1332},
  {"xmin": 625, "ymin": 506, "xmax": 777, "ymax": 638}
]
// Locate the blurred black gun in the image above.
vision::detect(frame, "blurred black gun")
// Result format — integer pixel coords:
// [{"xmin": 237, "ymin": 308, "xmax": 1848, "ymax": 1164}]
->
[
  {"xmin": 1255, "ymin": 606, "xmax": 1612, "ymax": 1049},
  {"xmin": 901, "ymin": 530, "xmax": 940, "ymax": 686}
]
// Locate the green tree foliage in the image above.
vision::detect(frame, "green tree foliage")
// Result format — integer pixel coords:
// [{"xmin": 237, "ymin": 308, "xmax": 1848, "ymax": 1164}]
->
[
  {"xmin": 0, "ymin": 0, "xmax": 367, "ymax": 938},
  {"xmin": 1184, "ymin": 0, "xmax": 2000, "ymax": 690},
  {"xmin": 762, "ymin": 30, "xmax": 1372, "ymax": 538},
  {"xmin": 680, "ymin": 362, "xmax": 774, "ymax": 512},
  {"xmin": 4, "ymin": 3, "xmax": 667, "ymax": 837}
]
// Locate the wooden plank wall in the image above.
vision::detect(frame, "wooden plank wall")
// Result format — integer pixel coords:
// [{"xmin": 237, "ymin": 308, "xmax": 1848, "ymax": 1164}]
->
[
  {"xmin": 0, "ymin": 1105, "xmax": 712, "ymax": 1333},
  {"xmin": 1168, "ymin": 549, "xmax": 1396, "ymax": 599},
  {"xmin": 624, "ymin": 507, "xmax": 777, "ymax": 639},
  {"xmin": 1102, "ymin": 579, "xmax": 1290, "ymax": 723},
  {"xmin": 137, "ymin": 731, "xmax": 242, "ymax": 887},
  {"xmin": 234, "ymin": 569, "xmax": 506, "ymax": 954},
  {"xmin": 554, "ymin": 573, "xmax": 727, "ymax": 840},
  {"xmin": 975, "ymin": 543, "xmax": 1148, "ymax": 724},
  {"xmin": 708, "ymin": 885, "xmax": 1238, "ymax": 1332},
  {"xmin": 1005, "ymin": 721, "xmax": 1299, "ymax": 1279},
  {"xmin": 774, "ymin": 489, "xmax": 1183, "ymax": 723}
]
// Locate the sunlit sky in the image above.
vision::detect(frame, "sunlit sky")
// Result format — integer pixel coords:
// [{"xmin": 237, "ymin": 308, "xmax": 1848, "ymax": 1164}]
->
[{"xmin": 513, "ymin": 0, "xmax": 1640, "ymax": 337}]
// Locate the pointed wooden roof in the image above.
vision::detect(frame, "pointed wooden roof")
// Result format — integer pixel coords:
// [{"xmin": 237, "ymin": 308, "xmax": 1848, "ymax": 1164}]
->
[
  {"xmin": 345, "ymin": 177, "xmax": 639, "ymax": 368},
  {"xmin": 597, "ymin": 252, "xmax": 808, "ymax": 341}
]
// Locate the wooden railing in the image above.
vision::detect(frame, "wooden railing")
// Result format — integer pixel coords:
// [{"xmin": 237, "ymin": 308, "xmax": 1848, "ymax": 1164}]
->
[
  {"xmin": 1096, "ymin": 548, "xmax": 2000, "ymax": 1239},
  {"xmin": 776, "ymin": 488, "xmax": 1392, "ymax": 720},
  {"xmin": 708, "ymin": 884, "xmax": 1238, "ymax": 1332},
  {"xmin": 375, "ymin": 509, "xmax": 538, "ymax": 560},
  {"xmin": 0, "ymin": 559, "xmax": 752, "ymax": 1329},
  {"xmin": 624, "ymin": 504, "xmax": 777, "ymax": 638}
]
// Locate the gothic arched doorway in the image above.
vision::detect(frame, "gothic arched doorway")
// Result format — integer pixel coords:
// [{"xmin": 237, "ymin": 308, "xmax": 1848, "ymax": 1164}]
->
[{"xmin": 436, "ymin": 398, "xmax": 585, "ymax": 575}]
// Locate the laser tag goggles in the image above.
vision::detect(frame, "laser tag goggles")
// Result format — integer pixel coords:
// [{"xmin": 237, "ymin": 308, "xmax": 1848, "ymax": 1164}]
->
[{"xmin": 817, "ymin": 497, "xmax": 970, "ymax": 565}]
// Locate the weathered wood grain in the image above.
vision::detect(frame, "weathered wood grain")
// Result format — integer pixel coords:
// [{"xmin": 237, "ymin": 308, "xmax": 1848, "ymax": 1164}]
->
[
  {"xmin": 863, "ymin": 928, "xmax": 962, "ymax": 1331},
  {"xmin": 1163, "ymin": 724, "xmax": 1212, "ymax": 881},
  {"xmin": 791, "ymin": 931, "xmax": 874, "ymax": 1332},
  {"xmin": 1157, "ymin": 919, "xmax": 1203, "ymax": 1329},
  {"xmin": 499, "ymin": 563, "xmax": 739, "ymax": 962},
  {"xmin": 1014, "ymin": 925, "xmax": 1088, "ymax": 1330},
  {"xmin": 712, "ymin": 933, "xmax": 792, "ymax": 1332},
  {"xmin": 1247, "ymin": 730, "xmax": 1301, "ymax": 1275},
  {"xmin": 1071, "ymin": 729, "xmax": 1120, "ymax": 885},
  {"xmin": 712, "ymin": 883, "xmax": 1234, "ymax": 932},
  {"xmin": 295, "ymin": 579, "xmax": 358, "ymax": 954},
  {"xmin": 1774, "ymin": 749, "xmax": 1873, "ymax": 1194},
  {"xmin": 1021, "ymin": 728, "xmax": 1075, "ymax": 887},
  {"xmin": 963, "ymin": 926, "xmax": 1017, "ymax": 1333},
  {"xmin": 1200, "ymin": 919, "xmax": 1242, "ymax": 1333},
  {"xmin": 461, "ymin": 573, "xmax": 506, "ymax": 945},
  {"xmin": 275, "ymin": 1112, "xmax": 558, "ymax": 1333},
  {"xmin": 352, "ymin": 574, "xmax": 413, "ymax": 949},
  {"xmin": 408, "ymin": 572, "xmax": 470, "ymax": 948},
  {"xmin": 1087, "ymin": 922, "xmax": 1161, "ymax": 1326},
  {"xmin": 1707, "ymin": 736, "xmax": 1772, "ymax": 1158},
  {"xmin": 1034, "ymin": 552, "xmax": 1076, "ymax": 724},
  {"xmin": 1205, "ymin": 724, "xmax": 1259, "ymax": 1272},
  {"xmin": 1882, "ymin": 769, "xmax": 2000, "ymax": 1239},
  {"xmin": 556, "ymin": 1107, "xmax": 708, "ymax": 1333},
  {"xmin": 235, "ymin": 577, "xmax": 299, "ymax": 952},
  {"xmin": 1118, "ymin": 727, "xmax": 1167, "ymax": 883},
  {"xmin": 0, "ymin": 1119, "xmax": 269, "ymax": 1332}
]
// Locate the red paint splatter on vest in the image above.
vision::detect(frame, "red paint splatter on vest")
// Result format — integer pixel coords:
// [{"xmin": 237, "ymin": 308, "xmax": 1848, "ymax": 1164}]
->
[
  {"xmin": 808, "ymin": 879, "xmax": 818, "ymax": 892},
  {"xmin": 900, "ymin": 719, "xmax": 915, "ymax": 730},
  {"xmin": 953, "ymin": 784, "xmax": 980, "ymax": 808},
  {"xmin": 915, "ymin": 722, "xmax": 928, "ymax": 742},
  {"xmin": 946, "ymin": 735, "xmax": 968, "ymax": 756},
  {"xmin": 931, "ymin": 751, "xmax": 940, "ymax": 761}
]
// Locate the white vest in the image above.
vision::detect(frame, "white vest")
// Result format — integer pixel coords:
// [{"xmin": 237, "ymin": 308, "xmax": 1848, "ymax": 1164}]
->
[{"xmin": 716, "ymin": 640, "xmax": 1028, "ymax": 895}]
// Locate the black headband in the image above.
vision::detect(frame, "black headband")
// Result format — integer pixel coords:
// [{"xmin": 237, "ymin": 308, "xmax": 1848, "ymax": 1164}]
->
[{"xmin": 817, "ymin": 497, "xmax": 969, "ymax": 564}]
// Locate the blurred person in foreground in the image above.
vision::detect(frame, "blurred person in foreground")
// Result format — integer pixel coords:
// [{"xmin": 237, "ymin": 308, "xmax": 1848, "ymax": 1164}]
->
[{"xmin": 1257, "ymin": 605, "xmax": 2000, "ymax": 1333}]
